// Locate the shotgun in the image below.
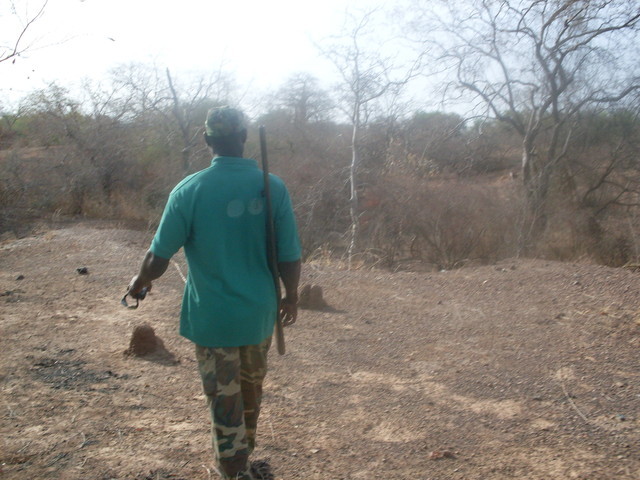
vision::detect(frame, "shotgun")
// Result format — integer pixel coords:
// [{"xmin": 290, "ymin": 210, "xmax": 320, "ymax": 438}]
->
[{"xmin": 259, "ymin": 125, "xmax": 286, "ymax": 355}]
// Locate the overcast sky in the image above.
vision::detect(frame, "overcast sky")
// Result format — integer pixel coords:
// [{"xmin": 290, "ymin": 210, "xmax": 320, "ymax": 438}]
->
[{"xmin": 1, "ymin": 0, "xmax": 404, "ymax": 108}]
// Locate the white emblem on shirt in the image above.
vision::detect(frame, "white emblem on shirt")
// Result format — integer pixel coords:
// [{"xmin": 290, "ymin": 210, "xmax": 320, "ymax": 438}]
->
[
  {"xmin": 248, "ymin": 198, "xmax": 264, "ymax": 215},
  {"xmin": 227, "ymin": 199, "xmax": 245, "ymax": 218},
  {"xmin": 227, "ymin": 198, "xmax": 264, "ymax": 218}
]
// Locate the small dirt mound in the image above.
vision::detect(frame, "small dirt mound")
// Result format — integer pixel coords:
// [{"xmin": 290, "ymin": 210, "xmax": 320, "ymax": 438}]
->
[
  {"xmin": 125, "ymin": 324, "xmax": 159, "ymax": 357},
  {"xmin": 298, "ymin": 284, "xmax": 328, "ymax": 310}
]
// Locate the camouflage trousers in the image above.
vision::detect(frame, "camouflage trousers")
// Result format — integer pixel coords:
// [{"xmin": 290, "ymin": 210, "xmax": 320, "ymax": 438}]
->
[{"xmin": 195, "ymin": 336, "xmax": 272, "ymax": 480}]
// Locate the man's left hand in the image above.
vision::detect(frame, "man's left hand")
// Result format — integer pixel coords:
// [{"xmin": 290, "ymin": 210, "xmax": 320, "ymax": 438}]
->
[{"xmin": 280, "ymin": 299, "xmax": 297, "ymax": 327}]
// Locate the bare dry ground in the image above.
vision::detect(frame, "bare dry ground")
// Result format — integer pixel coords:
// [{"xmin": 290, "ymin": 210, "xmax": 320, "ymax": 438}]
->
[{"xmin": 1, "ymin": 222, "xmax": 639, "ymax": 480}]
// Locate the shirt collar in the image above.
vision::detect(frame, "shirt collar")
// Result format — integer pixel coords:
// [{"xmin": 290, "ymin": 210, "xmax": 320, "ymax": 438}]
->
[{"xmin": 211, "ymin": 156, "xmax": 258, "ymax": 168}]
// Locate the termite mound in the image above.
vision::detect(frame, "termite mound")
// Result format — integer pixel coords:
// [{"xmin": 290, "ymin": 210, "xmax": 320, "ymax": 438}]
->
[
  {"xmin": 125, "ymin": 324, "xmax": 160, "ymax": 357},
  {"xmin": 298, "ymin": 284, "xmax": 328, "ymax": 310}
]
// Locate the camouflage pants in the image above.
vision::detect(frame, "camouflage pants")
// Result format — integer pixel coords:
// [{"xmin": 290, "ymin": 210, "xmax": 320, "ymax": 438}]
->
[{"xmin": 195, "ymin": 336, "xmax": 272, "ymax": 480}]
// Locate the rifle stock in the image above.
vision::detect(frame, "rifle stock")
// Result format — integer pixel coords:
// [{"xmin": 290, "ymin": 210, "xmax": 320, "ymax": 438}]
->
[{"xmin": 259, "ymin": 126, "xmax": 286, "ymax": 355}]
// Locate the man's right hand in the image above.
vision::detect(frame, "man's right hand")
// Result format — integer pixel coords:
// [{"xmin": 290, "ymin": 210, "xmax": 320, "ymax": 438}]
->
[
  {"xmin": 127, "ymin": 275, "xmax": 152, "ymax": 298},
  {"xmin": 126, "ymin": 250, "xmax": 170, "ymax": 299}
]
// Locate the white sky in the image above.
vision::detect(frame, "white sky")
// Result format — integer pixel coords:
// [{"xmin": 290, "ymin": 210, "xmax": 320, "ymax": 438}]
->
[{"xmin": 1, "ymin": 0, "xmax": 398, "ymax": 107}]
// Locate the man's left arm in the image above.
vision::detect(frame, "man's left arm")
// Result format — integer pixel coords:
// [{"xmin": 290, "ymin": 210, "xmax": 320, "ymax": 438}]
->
[
  {"xmin": 273, "ymin": 179, "xmax": 302, "ymax": 326},
  {"xmin": 278, "ymin": 259, "xmax": 301, "ymax": 326}
]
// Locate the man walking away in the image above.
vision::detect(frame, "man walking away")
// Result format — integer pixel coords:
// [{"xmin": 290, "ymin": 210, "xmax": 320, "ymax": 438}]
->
[{"xmin": 126, "ymin": 106, "xmax": 301, "ymax": 479}]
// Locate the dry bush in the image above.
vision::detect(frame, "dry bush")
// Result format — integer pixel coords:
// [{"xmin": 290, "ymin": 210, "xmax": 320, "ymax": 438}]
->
[
  {"xmin": 0, "ymin": 147, "xmax": 75, "ymax": 226},
  {"xmin": 410, "ymin": 181, "xmax": 521, "ymax": 269},
  {"xmin": 529, "ymin": 198, "xmax": 640, "ymax": 267},
  {"xmin": 594, "ymin": 234, "xmax": 633, "ymax": 267},
  {"xmin": 536, "ymin": 208, "xmax": 599, "ymax": 261},
  {"xmin": 352, "ymin": 173, "xmax": 522, "ymax": 270},
  {"xmin": 259, "ymin": 122, "xmax": 352, "ymax": 260},
  {"xmin": 0, "ymin": 142, "xmax": 173, "ymax": 232}
]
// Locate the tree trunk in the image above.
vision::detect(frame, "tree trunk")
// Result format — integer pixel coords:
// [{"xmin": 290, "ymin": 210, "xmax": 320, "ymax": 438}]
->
[
  {"xmin": 522, "ymin": 146, "xmax": 551, "ymax": 250},
  {"xmin": 347, "ymin": 113, "xmax": 360, "ymax": 269}
]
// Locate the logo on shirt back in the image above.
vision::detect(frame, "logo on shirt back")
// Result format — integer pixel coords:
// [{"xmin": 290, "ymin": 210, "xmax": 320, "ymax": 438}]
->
[
  {"xmin": 227, "ymin": 198, "xmax": 264, "ymax": 218},
  {"xmin": 247, "ymin": 198, "xmax": 264, "ymax": 215}
]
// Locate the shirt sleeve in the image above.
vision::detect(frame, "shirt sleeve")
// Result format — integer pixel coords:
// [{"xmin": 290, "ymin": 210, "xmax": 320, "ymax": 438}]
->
[
  {"xmin": 150, "ymin": 189, "xmax": 190, "ymax": 260},
  {"xmin": 273, "ymin": 177, "xmax": 301, "ymax": 262}
]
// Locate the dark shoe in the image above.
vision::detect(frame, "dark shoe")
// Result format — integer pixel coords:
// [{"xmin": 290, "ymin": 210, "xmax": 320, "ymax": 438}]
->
[{"xmin": 250, "ymin": 459, "xmax": 274, "ymax": 480}]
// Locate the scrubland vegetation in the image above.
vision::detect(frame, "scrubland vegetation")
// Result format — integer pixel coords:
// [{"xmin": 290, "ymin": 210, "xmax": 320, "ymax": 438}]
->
[
  {"xmin": 1, "ymin": 79, "xmax": 637, "ymax": 270},
  {"xmin": 2, "ymin": 1, "xmax": 640, "ymax": 271}
]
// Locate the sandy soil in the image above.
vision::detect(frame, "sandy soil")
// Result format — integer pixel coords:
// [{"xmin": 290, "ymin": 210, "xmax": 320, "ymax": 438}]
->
[{"xmin": 1, "ymin": 222, "xmax": 639, "ymax": 479}]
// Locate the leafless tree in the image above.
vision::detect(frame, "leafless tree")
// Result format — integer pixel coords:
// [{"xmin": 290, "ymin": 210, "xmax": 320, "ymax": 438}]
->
[
  {"xmin": 110, "ymin": 63, "xmax": 237, "ymax": 174},
  {"xmin": 0, "ymin": 0, "xmax": 48, "ymax": 64},
  {"xmin": 412, "ymin": 0, "xmax": 640, "ymax": 247},
  {"xmin": 319, "ymin": 8, "xmax": 420, "ymax": 268},
  {"xmin": 165, "ymin": 68, "xmax": 219, "ymax": 173},
  {"xmin": 272, "ymin": 73, "xmax": 334, "ymax": 125},
  {"xmin": 20, "ymin": 83, "xmax": 132, "ymax": 203}
]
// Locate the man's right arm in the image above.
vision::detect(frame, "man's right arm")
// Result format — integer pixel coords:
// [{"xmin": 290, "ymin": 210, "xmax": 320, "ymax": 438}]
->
[{"xmin": 127, "ymin": 250, "xmax": 170, "ymax": 297}]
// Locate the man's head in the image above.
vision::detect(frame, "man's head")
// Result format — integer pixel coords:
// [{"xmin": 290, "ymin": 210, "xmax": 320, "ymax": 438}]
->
[{"xmin": 204, "ymin": 106, "xmax": 248, "ymax": 157}]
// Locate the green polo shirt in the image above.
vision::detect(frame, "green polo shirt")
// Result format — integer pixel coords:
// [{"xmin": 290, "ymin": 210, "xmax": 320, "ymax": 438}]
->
[{"xmin": 150, "ymin": 156, "xmax": 301, "ymax": 347}]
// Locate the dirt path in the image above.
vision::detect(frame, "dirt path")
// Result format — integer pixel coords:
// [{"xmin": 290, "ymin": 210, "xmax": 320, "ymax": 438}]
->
[{"xmin": 1, "ymin": 223, "xmax": 639, "ymax": 479}]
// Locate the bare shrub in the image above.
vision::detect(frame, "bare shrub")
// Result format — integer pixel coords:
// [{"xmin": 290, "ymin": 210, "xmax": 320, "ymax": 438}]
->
[
  {"xmin": 531, "ymin": 203, "xmax": 638, "ymax": 267},
  {"xmin": 536, "ymin": 209, "xmax": 598, "ymax": 261},
  {"xmin": 410, "ymin": 182, "xmax": 520, "ymax": 269},
  {"xmin": 595, "ymin": 235, "xmax": 633, "ymax": 267},
  {"xmin": 0, "ymin": 147, "xmax": 79, "ymax": 227},
  {"xmin": 353, "ymin": 173, "xmax": 521, "ymax": 270}
]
